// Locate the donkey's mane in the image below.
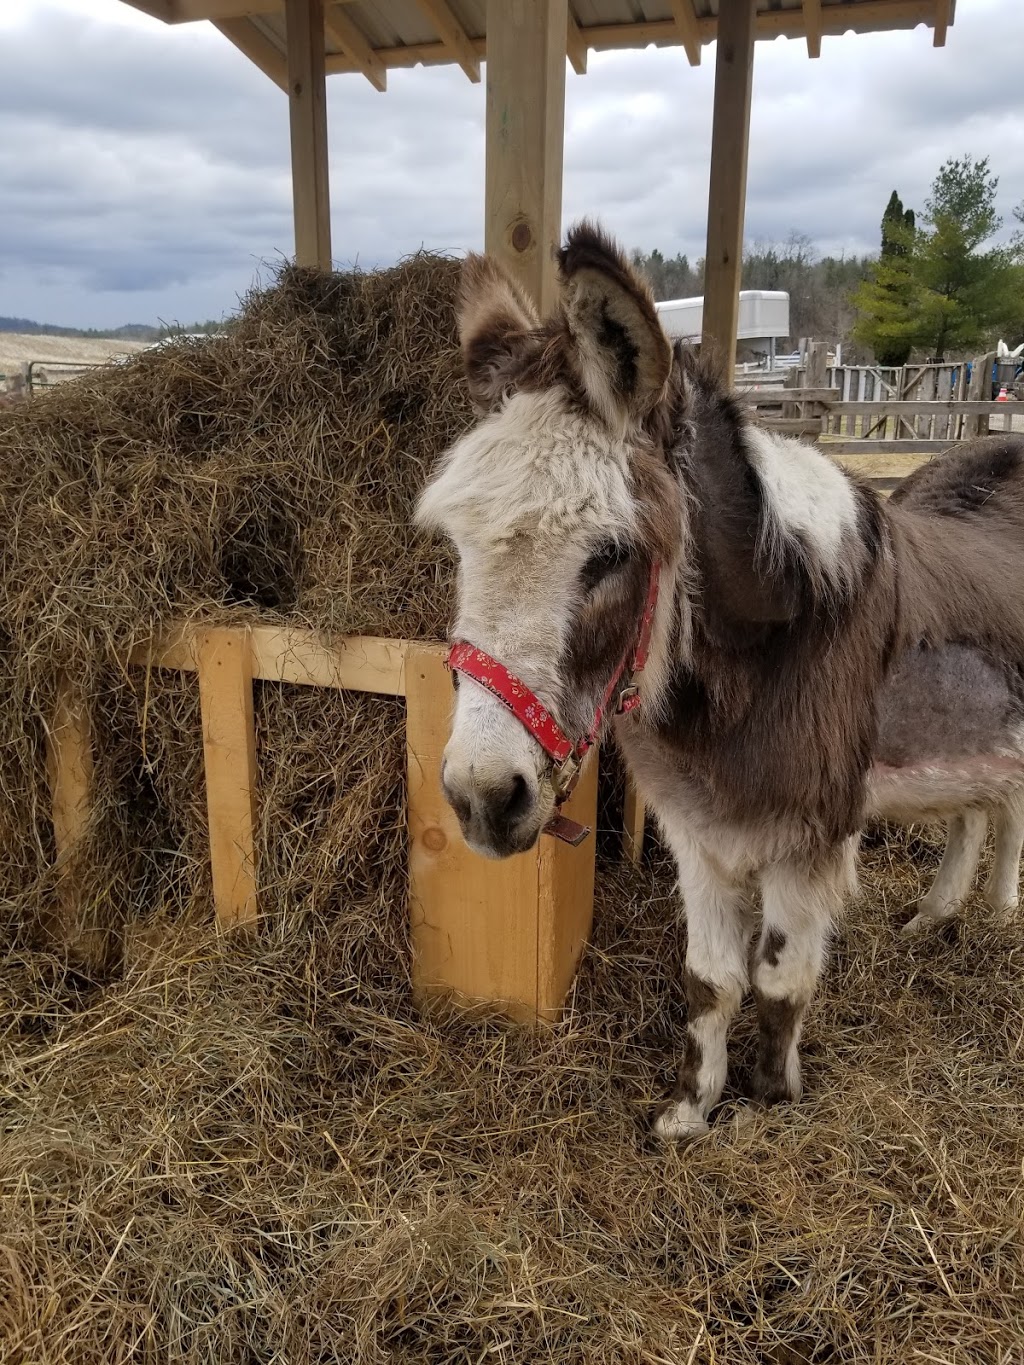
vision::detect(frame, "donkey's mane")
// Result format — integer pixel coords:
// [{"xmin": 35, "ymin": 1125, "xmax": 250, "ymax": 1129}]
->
[{"xmin": 660, "ymin": 343, "xmax": 887, "ymax": 621}]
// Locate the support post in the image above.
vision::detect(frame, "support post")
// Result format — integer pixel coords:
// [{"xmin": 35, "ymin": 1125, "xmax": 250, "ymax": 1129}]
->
[
  {"xmin": 484, "ymin": 0, "xmax": 568, "ymax": 315},
  {"xmin": 45, "ymin": 679, "xmax": 95, "ymax": 948},
  {"xmin": 700, "ymin": 0, "xmax": 757, "ymax": 388},
  {"xmin": 622, "ymin": 778, "xmax": 646, "ymax": 865},
  {"xmin": 406, "ymin": 644, "xmax": 597, "ymax": 1024},
  {"xmin": 285, "ymin": 0, "xmax": 332, "ymax": 269},
  {"xmin": 197, "ymin": 627, "xmax": 259, "ymax": 930}
]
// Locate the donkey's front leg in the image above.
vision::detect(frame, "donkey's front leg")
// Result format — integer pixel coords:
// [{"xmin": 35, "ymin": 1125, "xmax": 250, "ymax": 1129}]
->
[
  {"xmin": 751, "ymin": 851, "xmax": 852, "ymax": 1105},
  {"xmin": 654, "ymin": 840, "xmax": 751, "ymax": 1141}
]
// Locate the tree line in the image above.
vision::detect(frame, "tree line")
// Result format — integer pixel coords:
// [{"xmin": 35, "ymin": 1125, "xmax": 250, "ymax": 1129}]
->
[{"xmin": 631, "ymin": 155, "xmax": 1024, "ymax": 364}]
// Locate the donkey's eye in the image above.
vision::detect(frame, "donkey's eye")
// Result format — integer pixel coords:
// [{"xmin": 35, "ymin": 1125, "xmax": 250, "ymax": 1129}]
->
[{"xmin": 581, "ymin": 540, "xmax": 632, "ymax": 593}]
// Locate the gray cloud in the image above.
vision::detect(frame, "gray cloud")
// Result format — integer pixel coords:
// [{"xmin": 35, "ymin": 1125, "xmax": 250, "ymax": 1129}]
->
[{"xmin": 0, "ymin": 0, "xmax": 1020, "ymax": 328}]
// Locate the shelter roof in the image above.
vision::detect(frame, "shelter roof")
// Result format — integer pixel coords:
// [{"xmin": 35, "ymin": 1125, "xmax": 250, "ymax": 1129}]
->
[{"xmin": 121, "ymin": 0, "xmax": 955, "ymax": 90}]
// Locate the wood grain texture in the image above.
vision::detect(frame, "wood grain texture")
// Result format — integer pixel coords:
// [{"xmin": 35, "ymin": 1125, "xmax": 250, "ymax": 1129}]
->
[
  {"xmin": 484, "ymin": 0, "xmax": 568, "ymax": 314},
  {"xmin": 197, "ymin": 627, "xmax": 259, "ymax": 930}
]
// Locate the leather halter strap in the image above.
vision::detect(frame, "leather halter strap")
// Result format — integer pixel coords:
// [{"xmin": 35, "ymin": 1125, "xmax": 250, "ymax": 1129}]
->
[{"xmin": 446, "ymin": 560, "xmax": 661, "ymax": 805}]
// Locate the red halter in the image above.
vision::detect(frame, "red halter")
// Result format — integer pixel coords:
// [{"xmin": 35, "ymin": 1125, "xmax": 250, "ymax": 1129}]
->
[{"xmin": 445, "ymin": 561, "xmax": 661, "ymax": 838}]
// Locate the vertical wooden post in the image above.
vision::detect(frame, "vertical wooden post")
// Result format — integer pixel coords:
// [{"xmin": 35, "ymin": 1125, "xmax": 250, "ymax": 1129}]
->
[
  {"xmin": 285, "ymin": 0, "xmax": 332, "ymax": 269},
  {"xmin": 47, "ymin": 678, "xmax": 94, "ymax": 871},
  {"xmin": 406, "ymin": 643, "xmax": 598, "ymax": 1024},
  {"xmin": 197, "ymin": 627, "xmax": 259, "ymax": 930},
  {"xmin": 485, "ymin": 0, "xmax": 568, "ymax": 315},
  {"xmin": 622, "ymin": 778, "xmax": 646, "ymax": 865},
  {"xmin": 963, "ymin": 352, "xmax": 995, "ymax": 439},
  {"xmin": 700, "ymin": 0, "xmax": 757, "ymax": 388}
]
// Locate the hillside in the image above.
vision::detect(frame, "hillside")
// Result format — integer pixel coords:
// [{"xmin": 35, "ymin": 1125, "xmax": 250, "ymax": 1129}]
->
[
  {"xmin": 0, "ymin": 333, "xmax": 150, "ymax": 378},
  {"xmin": 0, "ymin": 316, "xmax": 159, "ymax": 342}
]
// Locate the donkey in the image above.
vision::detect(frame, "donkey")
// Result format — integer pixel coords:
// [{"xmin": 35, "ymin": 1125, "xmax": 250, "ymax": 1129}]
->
[{"xmin": 416, "ymin": 221, "xmax": 1024, "ymax": 1139}]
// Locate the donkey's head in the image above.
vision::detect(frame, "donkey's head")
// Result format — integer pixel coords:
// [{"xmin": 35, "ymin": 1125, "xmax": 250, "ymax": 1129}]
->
[{"xmin": 416, "ymin": 222, "xmax": 685, "ymax": 858}]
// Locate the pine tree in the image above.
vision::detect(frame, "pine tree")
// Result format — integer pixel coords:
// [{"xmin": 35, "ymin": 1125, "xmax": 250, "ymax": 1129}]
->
[
  {"xmin": 915, "ymin": 156, "xmax": 1019, "ymax": 360},
  {"xmin": 851, "ymin": 190, "xmax": 924, "ymax": 367}
]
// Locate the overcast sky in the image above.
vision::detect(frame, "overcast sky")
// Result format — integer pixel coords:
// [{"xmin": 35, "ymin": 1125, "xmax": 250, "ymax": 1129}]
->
[{"xmin": 1, "ymin": 0, "xmax": 1021, "ymax": 329}]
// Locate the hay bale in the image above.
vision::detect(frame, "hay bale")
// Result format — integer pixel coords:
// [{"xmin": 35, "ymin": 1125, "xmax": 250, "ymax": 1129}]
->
[
  {"xmin": 1, "ymin": 259, "xmax": 1022, "ymax": 1363},
  {"xmin": 0, "ymin": 257, "xmax": 465, "ymax": 964}
]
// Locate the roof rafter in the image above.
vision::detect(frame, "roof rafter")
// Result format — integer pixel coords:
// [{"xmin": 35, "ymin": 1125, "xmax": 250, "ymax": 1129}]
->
[
  {"xmin": 214, "ymin": 15, "xmax": 288, "ymax": 89},
  {"xmin": 803, "ymin": 0, "xmax": 823, "ymax": 56},
  {"xmin": 668, "ymin": 0, "xmax": 701, "ymax": 66},
  {"xmin": 413, "ymin": 0, "xmax": 480, "ymax": 82},
  {"xmin": 567, "ymin": 9, "xmax": 588, "ymax": 75},
  {"xmin": 178, "ymin": 0, "xmax": 281, "ymax": 17},
  {"xmin": 324, "ymin": 2, "xmax": 387, "ymax": 90},
  {"xmin": 933, "ymin": 0, "xmax": 950, "ymax": 46}
]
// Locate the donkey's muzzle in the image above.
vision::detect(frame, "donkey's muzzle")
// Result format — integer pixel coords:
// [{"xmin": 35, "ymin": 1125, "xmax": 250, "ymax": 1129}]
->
[{"xmin": 440, "ymin": 761, "xmax": 542, "ymax": 858}]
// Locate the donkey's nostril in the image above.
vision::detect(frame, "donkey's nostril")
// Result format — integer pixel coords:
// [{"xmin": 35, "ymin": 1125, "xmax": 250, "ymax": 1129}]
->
[{"xmin": 499, "ymin": 772, "xmax": 533, "ymax": 823}]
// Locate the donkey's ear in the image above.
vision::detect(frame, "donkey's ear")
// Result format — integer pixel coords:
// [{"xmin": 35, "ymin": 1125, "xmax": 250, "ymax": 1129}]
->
[
  {"xmin": 458, "ymin": 253, "xmax": 541, "ymax": 413},
  {"xmin": 558, "ymin": 220, "xmax": 672, "ymax": 428}
]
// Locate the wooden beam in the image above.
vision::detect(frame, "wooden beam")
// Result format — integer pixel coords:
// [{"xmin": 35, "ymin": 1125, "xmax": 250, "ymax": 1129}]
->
[
  {"xmin": 46, "ymin": 679, "xmax": 94, "ymax": 874},
  {"xmin": 249, "ymin": 629, "xmax": 406, "ymax": 692},
  {"xmin": 566, "ymin": 8, "xmax": 588, "ymax": 75},
  {"xmin": 668, "ymin": 0, "xmax": 701, "ymax": 65},
  {"xmin": 196, "ymin": 627, "xmax": 259, "ymax": 930},
  {"xmin": 128, "ymin": 627, "xmax": 408, "ymax": 694},
  {"xmin": 119, "ymin": 0, "xmax": 177, "ymax": 20},
  {"xmin": 320, "ymin": 2, "xmax": 942, "ymax": 77},
  {"xmin": 413, "ymin": 0, "xmax": 480, "ymax": 82},
  {"xmin": 700, "ymin": 0, "xmax": 757, "ymax": 387},
  {"xmin": 177, "ymin": 0, "xmax": 282, "ymax": 18},
  {"xmin": 622, "ymin": 777, "xmax": 645, "ymax": 865},
  {"xmin": 406, "ymin": 644, "xmax": 598, "ymax": 1023},
  {"xmin": 804, "ymin": 0, "xmax": 823, "ymax": 56},
  {"xmin": 406, "ymin": 644, "xmax": 543, "ymax": 1022},
  {"xmin": 819, "ymin": 438, "xmax": 956, "ymax": 456},
  {"xmin": 213, "ymin": 16, "xmax": 288, "ymax": 90},
  {"xmin": 830, "ymin": 400, "xmax": 1012, "ymax": 417},
  {"xmin": 324, "ymin": 2, "xmax": 387, "ymax": 90},
  {"xmin": 933, "ymin": 0, "xmax": 950, "ymax": 45},
  {"xmin": 286, "ymin": 0, "xmax": 333, "ymax": 267},
  {"xmin": 485, "ymin": 0, "xmax": 568, "ymax": 316}
]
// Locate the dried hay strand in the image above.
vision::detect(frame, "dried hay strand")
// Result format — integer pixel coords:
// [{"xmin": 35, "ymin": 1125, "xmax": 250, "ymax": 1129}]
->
[{"xmin": 1, "ymin": 259, "xmax": 1023, "ymax": 1363}]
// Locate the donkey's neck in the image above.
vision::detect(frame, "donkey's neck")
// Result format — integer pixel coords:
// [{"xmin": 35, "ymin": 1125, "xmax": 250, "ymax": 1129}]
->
[{"xmin": 669, "ymin": 361, "xmax": 880, "ymax": 659}]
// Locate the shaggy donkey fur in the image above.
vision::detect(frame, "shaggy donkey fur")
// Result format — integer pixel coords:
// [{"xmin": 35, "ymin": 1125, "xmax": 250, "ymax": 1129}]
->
[{"xmin": 417, "ymin": 221, "xmax": 1024, "ymax": 1138}]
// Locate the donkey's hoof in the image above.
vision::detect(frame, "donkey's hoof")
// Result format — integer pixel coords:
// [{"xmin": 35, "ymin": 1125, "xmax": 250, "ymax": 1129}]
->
[
  {"xmin": 983, "ymin": 893, "xmax": 1018, "ymax": 925},
  {"xmin": 901, "ymin": 907, "xmax": 945, "ymax": 938},
  {"xmin": 653, "ymin": 1101, "xmax": 710, "ymax": 1142}
]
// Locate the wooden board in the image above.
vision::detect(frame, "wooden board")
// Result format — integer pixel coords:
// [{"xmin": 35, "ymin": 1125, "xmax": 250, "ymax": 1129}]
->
[
  {"xmin": 820, "ymin": 439, "xmax": 955, "ymax": 457},
  {"xmin": 285, "ymin": 0, "xmax": 332, "ymax": 268},
  {"xmin": 406, "ymin": 641, "xmax": 599, "ymax": 1023},
  {"xmin": 739, "ymin": 386, "xmax": 839, "ymax": 405},
  {"xmin": 406, "ymin": 643, "xmax": 542, "ymax": 1021},
  {"xmin": 700, "ymin": 0, "xmax": 756, "ymax": 385},
  {"xmin": 622, "ymin": 775, "xmax": 646, "ymax": 865},
  {"xmin": 129, "ymin": 626, "xmax": 407, "ymax": 694},
  {"xmin": 196, "ymin": 627, "xmax": 259, "ymax": 930},
  {"xmin": 484, "ymin": 0, "xmax": 567, "ymax": 314},
  {"xmin": 46, "ymin": 678, "xmax": 94, "ymax": 868},
  {"xmin": 537, "ymin": 748, "xmax": 598, "ymax": 1020},
  {"xmin": 831, "ymin": 400, "xmax": 1016, "ymax": 417}
]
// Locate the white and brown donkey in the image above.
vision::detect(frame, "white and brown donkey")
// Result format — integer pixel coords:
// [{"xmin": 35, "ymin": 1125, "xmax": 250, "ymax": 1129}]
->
[{"xmin": 416, "ymin": 222, "xmax": 1024, "ymax": 1139}]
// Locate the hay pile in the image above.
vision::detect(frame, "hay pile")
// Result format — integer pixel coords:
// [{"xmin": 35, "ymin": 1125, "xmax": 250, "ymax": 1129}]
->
[{"xmin": 1, "ymin": 261, "xmax": 1023, "ymax": 1364}]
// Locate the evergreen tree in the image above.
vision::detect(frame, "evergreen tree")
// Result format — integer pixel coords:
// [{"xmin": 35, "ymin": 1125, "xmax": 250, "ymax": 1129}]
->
[
  {"xmin": 914, "ymin": 155, "xmax": 1018, "ymax": 360},
  {"xmin": 851, "ymin": 189, "xmax": 924, "ymax": 367}
]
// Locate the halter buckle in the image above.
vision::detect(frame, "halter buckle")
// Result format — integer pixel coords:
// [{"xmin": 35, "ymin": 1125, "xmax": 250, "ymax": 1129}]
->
[
  {"xmin": 551, "ymin": 751, "xmax": 582, "ymax": 802},
  {"xmin": 615, "ymin": 684, "xmax": 640, "ymax": 715}
]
